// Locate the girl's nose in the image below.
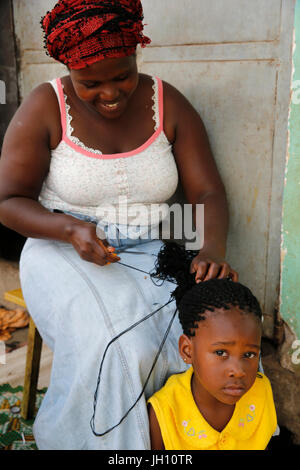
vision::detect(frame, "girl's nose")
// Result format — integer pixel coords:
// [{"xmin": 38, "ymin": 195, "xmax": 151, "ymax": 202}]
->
[{"xmin": 228, "ymin": 359, "xmax": 246, "ymax": 378}]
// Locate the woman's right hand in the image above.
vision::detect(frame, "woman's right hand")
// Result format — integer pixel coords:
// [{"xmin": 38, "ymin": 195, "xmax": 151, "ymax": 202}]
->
[{"xmin": 66, "ymin": 221, "xmax": 120, "ymax": 266}]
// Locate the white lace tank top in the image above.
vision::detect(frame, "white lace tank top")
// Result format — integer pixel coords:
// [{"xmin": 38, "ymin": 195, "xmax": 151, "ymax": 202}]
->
[{"xmin": 38, "ymin": 76, "xmax": 179, "ymax": 226}]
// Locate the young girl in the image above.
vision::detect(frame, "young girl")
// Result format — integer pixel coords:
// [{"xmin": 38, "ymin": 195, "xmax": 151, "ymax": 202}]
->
[{"xmin": 147, "ymin": 243, "xmax": 277, "ymax": 450}]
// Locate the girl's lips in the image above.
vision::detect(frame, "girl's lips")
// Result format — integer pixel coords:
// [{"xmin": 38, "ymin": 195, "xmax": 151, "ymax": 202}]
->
[{"xmin": 222, "ymin": 386, "xmax": 245, "ymax": 397}]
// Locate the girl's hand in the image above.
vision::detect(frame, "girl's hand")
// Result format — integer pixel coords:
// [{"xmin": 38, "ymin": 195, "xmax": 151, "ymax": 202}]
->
[
  {"xmin": 66, "ymin": 221, "xmax": 120, "ymax": 266},
  {"xmin": 189, "ymin": 250, "xmax": 238, "ymax": 283}
]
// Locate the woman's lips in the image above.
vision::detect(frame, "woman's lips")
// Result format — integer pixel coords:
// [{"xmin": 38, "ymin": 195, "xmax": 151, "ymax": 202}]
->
[{"xmin": 98, "ymin": 101, "xmax": 122, "ymax": 113}]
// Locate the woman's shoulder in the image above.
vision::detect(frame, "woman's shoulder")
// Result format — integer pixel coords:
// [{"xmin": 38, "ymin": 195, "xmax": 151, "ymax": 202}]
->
[
  {"xmin": 138, "ymin": 73, "xmax": 194, "ymax": 141},
  {"xmin": 140, "ymin": 73, "xmax": 188, "ymax": 104},
  {"xmin": 19, "ymin": 75, "xmax": 71, "ymax": 118},
  {"xmin": 21, "ymin": 78, "xmax": 62, "ymax": 107},
  {"xmin": 15, "ymin": 78, "xmax": 65, "ymax": 149}
]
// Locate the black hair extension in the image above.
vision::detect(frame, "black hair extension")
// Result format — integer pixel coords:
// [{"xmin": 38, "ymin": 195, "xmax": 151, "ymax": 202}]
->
[{"xmin": 152, "ymin": 242, "xmax": 262, "ymax": 336}]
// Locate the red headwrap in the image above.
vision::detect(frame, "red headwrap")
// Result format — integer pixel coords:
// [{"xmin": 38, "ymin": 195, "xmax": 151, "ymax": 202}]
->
[{"xmin": 41, "ymin": 0, "xmax": 151, "ymax": 69}]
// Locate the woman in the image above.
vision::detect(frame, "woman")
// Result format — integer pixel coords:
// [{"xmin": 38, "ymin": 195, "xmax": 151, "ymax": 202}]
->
[{"xmin": 0, "ymin": 0, "xmax": 237, "ymax": 449}]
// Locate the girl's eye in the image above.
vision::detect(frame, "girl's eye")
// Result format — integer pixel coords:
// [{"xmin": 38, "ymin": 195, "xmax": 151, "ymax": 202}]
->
[
  {"xmin": 215, "ymin": 350, "xmax": 228, "ymax": 357},
  {"xmin": 244, "ymin": 352, "xmax": 257, "ymax": 359}
]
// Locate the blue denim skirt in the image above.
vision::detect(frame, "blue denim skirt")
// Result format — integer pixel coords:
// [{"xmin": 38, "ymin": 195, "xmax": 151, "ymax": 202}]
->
[{"xmin": 19, "ymin": 214, "xmax": 186, "ymax": 449}]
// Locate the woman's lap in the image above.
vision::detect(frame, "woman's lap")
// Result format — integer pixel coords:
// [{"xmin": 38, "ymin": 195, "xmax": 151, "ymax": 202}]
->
[{"xmin": 19, "ymin": 237, "xmax": 186, "ymax": 449}]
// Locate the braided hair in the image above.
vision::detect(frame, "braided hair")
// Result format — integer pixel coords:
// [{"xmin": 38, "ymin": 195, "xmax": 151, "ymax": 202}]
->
[{"xmin": 152, "ymin": 242, "xmax": 262, "ymax": 337}]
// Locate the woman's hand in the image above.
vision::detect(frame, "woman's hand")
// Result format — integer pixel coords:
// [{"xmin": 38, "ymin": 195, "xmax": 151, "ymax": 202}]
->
[
  {"xmin": 66, "ymin": 221, "xmax": 120, "ymax": 266},
  {"xmin": 189, "ymin": 250, "xmax": 238, "ymax": 283}
]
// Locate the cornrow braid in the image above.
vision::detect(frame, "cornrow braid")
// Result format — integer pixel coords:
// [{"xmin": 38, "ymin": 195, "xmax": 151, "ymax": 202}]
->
[{"xmin": 151, "ymin": 242, "xmax": 262, "ymax": 336}]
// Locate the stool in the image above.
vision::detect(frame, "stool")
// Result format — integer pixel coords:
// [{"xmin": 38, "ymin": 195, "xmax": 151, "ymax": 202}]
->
[{"xmin": 4, "ymin": 288, "xmax": 43, "ymax": 420}]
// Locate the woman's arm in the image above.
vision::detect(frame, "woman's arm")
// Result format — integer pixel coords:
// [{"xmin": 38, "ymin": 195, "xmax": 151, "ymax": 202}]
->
[
  {"xmin": 0, "ymin": 84, "xmax": 118, "ymax": 265},
  {"xmin": 163, "ymin": 81, "xmax": 238, "ymax": 282},
  {"xmin": 148, "ymin": 404, "xmax": 165, "ymax": 450}
]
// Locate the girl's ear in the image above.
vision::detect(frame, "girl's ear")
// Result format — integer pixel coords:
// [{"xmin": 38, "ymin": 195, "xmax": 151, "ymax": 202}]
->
[{"xmin": 178, "ymin": 334, "xmax": 193, "ymax": 365}]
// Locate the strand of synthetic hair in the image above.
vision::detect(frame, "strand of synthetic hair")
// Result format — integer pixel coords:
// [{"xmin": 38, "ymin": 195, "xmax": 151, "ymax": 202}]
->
[
  {"xmin": 151, "ymin": 242, "xmax": 262, "ymax": 336},
  {"xmin": 90, "ymin": 297, "xmax": 177, "ymax": 436}
]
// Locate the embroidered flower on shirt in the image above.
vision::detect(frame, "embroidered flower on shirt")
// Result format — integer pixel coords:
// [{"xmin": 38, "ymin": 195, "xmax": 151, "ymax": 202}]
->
[
  {"xmin": 187, "ymin": 427, "xmax": 196, "ymax": 436},
  {"xmin": 238, "ymin": 404, "xmax": 256, "ymax": 428},
  {"xmin": 182, "ymin": 420, "xmax": 207, "ymax": 439}
]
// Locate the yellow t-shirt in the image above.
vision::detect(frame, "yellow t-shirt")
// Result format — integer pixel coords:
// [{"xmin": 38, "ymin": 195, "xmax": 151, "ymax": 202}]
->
[{"xmin": 148, "ymin": 367, "xmax": 277, "ymax": 450}]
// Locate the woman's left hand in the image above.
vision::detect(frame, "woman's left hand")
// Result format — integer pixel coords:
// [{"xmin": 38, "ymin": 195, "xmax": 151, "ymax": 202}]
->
[{"xmin": 190, "ymin": 251, "xmax": 238, "ymax": 283}]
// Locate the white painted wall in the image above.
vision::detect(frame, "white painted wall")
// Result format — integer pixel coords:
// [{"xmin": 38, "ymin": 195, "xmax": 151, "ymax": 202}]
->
[{"xmin": 12, "ymin": 0, "xmax": 296, "ymax": 337}]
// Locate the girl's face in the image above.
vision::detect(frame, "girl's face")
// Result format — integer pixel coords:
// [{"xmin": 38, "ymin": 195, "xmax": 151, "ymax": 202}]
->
[
  {"xmin": 69, "ymin": 54, "xmax": 139, "ymax": 119},
  {"xmin": 179, "ymin": 306, "xmax": 262, "ymax": 407}
]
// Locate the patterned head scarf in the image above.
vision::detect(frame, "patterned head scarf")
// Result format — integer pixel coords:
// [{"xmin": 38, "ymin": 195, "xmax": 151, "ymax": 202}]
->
[{"xmin": 41, "ymin": 0, "xmax": 151, "ymax": 69}]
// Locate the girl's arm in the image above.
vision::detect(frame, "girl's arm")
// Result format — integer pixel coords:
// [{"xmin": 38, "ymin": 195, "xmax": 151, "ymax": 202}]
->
[{"xmin": 148, "ymin": 404, "xmax": 165, "ymax": 450}]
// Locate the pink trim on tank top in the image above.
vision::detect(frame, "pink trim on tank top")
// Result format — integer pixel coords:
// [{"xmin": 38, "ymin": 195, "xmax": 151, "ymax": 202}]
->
[{"xmin": 56, "ymin": 77, "xmax": 164, "ymax": 160}]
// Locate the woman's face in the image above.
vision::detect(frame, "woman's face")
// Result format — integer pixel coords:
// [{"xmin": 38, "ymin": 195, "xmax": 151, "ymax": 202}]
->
[
  {"xmin": 69, "ymin": 54, "xmax": 139, "ymax": 119},
  {"xmin": 179, "ymin": 306, "xmax": 262, "ymax": 407}
]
